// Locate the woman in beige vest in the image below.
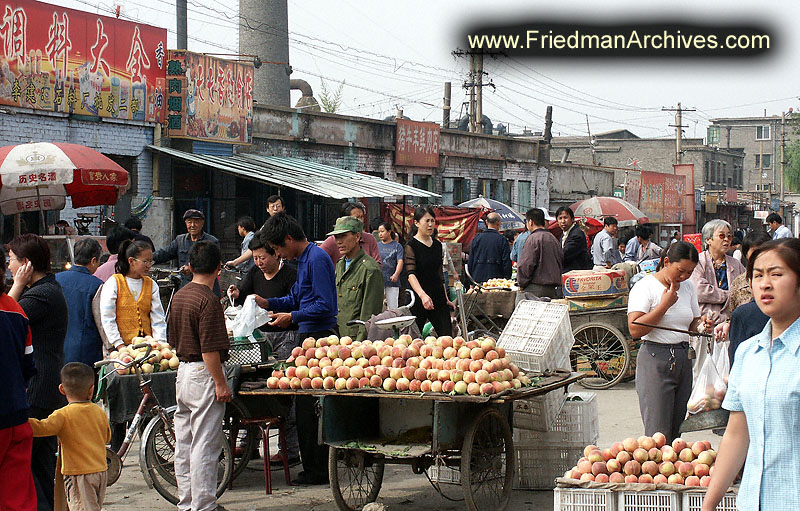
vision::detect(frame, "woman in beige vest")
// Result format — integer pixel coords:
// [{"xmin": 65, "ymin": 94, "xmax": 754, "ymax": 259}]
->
[{"xmin": 99, "ymin": 240, "xmax": 167, "ymax": 351}]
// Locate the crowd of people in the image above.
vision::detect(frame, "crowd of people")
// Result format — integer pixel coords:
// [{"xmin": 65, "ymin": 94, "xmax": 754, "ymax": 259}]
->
[{"xmin": 0, "ymin": 196, "xmax": 797, "ymax": 510}]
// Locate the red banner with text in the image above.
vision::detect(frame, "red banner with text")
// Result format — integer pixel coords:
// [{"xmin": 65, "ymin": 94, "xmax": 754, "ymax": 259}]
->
[
  {"xmin": 0, "ymin": 0, "xmax": 167, "ymax": 122},
  {"xmin": 381, "ymin": 203, "xmax": 483, "ymax": 247},
  {"xmin": 673, "ymin": 164, "xmax": 696, "ymax": 229}
]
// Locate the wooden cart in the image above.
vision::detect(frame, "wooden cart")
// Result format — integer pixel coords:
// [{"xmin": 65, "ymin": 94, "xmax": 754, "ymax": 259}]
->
[{"xmin": 239, "ymin": 371, "xmax": 583, "ymax": 511}]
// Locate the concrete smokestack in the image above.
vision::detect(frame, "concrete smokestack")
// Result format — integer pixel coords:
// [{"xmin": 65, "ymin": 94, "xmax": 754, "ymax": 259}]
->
[{"xmin": 239, "ymin": 0, "xmax": 290, "ymax": 107}]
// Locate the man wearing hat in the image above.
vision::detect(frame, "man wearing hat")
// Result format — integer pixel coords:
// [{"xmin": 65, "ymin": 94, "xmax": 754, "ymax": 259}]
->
[
  {"xmin": 154, "ymin": 209, "xmax": 221, "ymax": 293},
  {"xmin": 329, "ymin": 217, "xmax": 384, "ymax": 342}
]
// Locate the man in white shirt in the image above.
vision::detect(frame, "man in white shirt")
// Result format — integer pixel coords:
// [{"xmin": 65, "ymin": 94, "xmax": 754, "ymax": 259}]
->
[
  {"xmin": 767, "ymin": 212, "xmax": 793, "ymax": 239},
  {"xmin": 591, "ymin": 217, "xmax": 622, "ymax": 269}
]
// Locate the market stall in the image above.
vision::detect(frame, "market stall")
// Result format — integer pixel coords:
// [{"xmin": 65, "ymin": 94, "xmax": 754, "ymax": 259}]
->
[{"xmin": 238, "ymin": 300, "xmax": 582, "ymax": 511}]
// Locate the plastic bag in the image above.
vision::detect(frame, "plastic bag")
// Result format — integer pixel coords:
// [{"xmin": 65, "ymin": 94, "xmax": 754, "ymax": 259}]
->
[
  {"xmin": 231, "ymin": 295, "xmax": 272, "ymax": 340},
  {"xmin": 687, "ymin": 340, "xmax": 730, "ymax": 414}
]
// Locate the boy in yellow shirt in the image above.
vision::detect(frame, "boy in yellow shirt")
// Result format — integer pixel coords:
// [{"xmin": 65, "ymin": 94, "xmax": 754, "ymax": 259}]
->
[{"xmin": 29, "ymin": 362, "xmax": 111, "ymax": 511}]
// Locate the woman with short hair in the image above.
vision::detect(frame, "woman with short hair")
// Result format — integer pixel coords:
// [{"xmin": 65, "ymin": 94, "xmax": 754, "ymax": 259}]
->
[{"xmin": 689, "ymin": 219, "xmax": 745, "ymax": 377}]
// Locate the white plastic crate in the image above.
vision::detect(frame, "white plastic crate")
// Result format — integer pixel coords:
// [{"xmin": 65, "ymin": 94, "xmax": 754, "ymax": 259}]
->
[
  {"xmin": 428, "ymin": 460, "xmax": 460, "ymax": 485},
  {"xmin": 554, "ymin": 487, "xmax": 617, "ymax": 511},
  {"xmin": 514, "ymin": 392, "xmax": 599, "ymax": 445},
  {"xmin": 514, "ymin": 444, "xmax": 583, "ymax": 490},
  {"xmin": 498, "ymin": 301, "xmax": 573, "ymax": 374},
  {"xmin": 513, "ymin": 388, "xmax": 567, "ymax": 431},
  {"xmin": 682, "ymin": 490, "xmax": 737, "ymax": 511},
  {"xmin": 617, "ymin": 490, "xmax": 680, "ymax": 511}
]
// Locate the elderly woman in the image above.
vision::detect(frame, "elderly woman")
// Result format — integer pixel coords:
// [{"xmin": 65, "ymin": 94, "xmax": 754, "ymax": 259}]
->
[{"xmin": 689, "ymin": 219, "xmax": 745, "ymax": 377}]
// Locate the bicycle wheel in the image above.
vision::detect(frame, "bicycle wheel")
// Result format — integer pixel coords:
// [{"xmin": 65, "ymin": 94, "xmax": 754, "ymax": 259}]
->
[
  {"xmin": 140, "ymin": 406, "xmax": 233, "ymax": 505},
  {"xmin": 223, "ymin": 398, "xmax": 256, "ymax": 481},
  {"xmin": 570, "ymin": 322, "xmax": 631, "ymax": 390},
  {"xmin": 329, "ymin": 447, "xmax": 385, "ymax": 511}
]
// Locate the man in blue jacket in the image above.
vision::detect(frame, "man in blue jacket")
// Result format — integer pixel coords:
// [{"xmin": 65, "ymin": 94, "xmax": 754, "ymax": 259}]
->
[
  {"xmin": 260, "ymin": 212, "xmax": 337, "ymax": 486},
  {"xmin": 467, "ymin": 212, "xmax": 512, "ymax": 284},
  {"xmin": 56, "ymin": 238, "xmax": 104, "ymax": 366}
]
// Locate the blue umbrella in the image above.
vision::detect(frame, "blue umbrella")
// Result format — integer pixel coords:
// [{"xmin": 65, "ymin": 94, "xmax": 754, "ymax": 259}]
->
[{"xmin": 458, "ymin": 196, "xmax": 528, "ymax": 230}]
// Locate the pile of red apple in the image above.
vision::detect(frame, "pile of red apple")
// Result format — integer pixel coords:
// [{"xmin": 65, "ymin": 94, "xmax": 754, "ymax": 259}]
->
[
  {"xmin": 110, "ymin": 336, "xmax": 180, "ymax": 375},
  {"xmin": 265, "ymin": 334, "xmax": 533, "ymax": 395},
  {"xmin": 565, "ymin": 433, "xmax": 717, "ymax": 487}
]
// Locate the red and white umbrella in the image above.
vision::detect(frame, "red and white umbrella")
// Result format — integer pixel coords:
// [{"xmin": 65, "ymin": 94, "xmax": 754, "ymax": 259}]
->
[
  {"xmin": 0, "ymin": 142, "xmax": 129, "ymax": 215},
  {"xmin": 570, "ymin": 196, "xmax": 649, "ymax": 227}
]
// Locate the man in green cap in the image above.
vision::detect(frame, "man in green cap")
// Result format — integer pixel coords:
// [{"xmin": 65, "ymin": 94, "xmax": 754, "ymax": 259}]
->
[{"xmin": 328, "ymin": 216, "xmax": 384, "ymax": 341}]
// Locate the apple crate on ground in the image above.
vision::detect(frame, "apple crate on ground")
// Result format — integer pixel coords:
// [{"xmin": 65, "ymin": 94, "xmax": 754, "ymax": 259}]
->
[
  {"xmin": 564, "ymin": 434, "xmax": 718, "ymax": 488},
  {"xmin": 513, "ymin": 393, "xmax": 599, "ymax": 490},
  {"xmin": 682, "ymin": 490, "xmax": 737, "ymax": 511},
  {"xmin": 554, "ymin": 487, "xmax": 617, "ymax": 511},
  {"xmin": 496, "ymin": 300, "xmax": 574, "ymax": 375},
  {"xmin": 266, "ymin": 333, "xmax": 538, "ymax": 396},
  {"xmin": 109, "ymin": 336, "xmax": 179, "ymax": 374}
]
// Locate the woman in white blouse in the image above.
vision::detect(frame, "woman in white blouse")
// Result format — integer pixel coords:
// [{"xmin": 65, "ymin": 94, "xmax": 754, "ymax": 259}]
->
[{"xmin": 100, "ymin": 239, "xmax": 167, "ymax": 351}]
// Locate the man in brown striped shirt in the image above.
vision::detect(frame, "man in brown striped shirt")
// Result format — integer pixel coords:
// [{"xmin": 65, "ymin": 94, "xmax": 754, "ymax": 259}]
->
[{"xmin": 169, "ymin": 241, "xmax": 230, "ymax": 511}]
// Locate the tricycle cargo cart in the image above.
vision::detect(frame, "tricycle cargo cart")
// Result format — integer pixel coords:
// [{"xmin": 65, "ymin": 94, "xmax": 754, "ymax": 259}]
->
[{"xmin": 568, "ymin": 306, "xmax": 633, "ymax": 390}]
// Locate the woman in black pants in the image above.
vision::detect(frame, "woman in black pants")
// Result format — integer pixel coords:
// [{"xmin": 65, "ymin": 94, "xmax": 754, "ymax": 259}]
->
[{"xmin": 404, "ymin": 206, "xmax": 455, "ymax": 337}]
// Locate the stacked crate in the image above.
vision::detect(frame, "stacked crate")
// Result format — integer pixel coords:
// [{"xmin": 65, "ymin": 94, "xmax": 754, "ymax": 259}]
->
[{"xmin": 514, "ymin": 392, "xmax": 599, "ymax": 489}]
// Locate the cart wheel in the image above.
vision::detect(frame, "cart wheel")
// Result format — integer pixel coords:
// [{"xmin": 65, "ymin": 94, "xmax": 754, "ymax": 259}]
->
[
  {"xmin": 571, "ymin": 322, "xmax": 631, "ymax": 390},
  {"xmin": 460, "ymin": 408, "xmax": 514, "ymax": 511},
  {"xmin": 105, "ymin": 447, "xmax": 122, "ymax": 486},
  {"xmin": 328, "ymin": 447, "xmax": 385, "ymax": 511}
]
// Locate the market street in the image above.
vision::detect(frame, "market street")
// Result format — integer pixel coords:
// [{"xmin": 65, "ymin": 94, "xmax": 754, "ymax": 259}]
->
[{"xmin": 104, "ymin": 381, "xmax": 720, "ymax": 511}]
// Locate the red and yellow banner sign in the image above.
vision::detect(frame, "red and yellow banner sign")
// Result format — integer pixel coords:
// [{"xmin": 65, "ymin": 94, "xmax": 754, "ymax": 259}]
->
[
  {"xmin": 0, "ymin": 0, "xmax": 167, "ymax": 122},
  {"xmin": 395, "ymin": 119, "xmax": 440, "ymax": 168},
  {"xmin": 165, "ymin": 50, "xmax": 253, "ymax": 144}
]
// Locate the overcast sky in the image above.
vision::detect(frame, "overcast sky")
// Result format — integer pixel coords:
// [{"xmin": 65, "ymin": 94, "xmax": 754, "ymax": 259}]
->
[{"xmin": 59, "ymin": 0, "xmax": 800, "ymax": 139}]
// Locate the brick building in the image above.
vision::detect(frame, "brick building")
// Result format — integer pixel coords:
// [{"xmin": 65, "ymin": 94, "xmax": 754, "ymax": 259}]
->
[
  {"xmin": 708, "ymin": 115, "xmax": 797, "ymax": 193},
  {"xmin": 551, "ymin": 129, "xmax": 745, "ymax": 192},
  {"xmin": 0, "ymin": 108, "xmax": 154, "ymax": 242}
]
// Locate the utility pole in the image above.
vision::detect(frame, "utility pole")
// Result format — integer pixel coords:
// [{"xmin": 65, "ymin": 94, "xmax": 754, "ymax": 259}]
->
[
  {"xmin": 468, "ymin": 54, "xmax": 476, "ymax": 132},
  {"xmin": 475, "ymin": 54, "xmax": 484, "ymax": 133},
  {"xmin": 663, "ymin": 102, "xmax": 695, "ymax": 164},
  {"xmin": 442, "ymin": 82, "xmax": 451, "ymax": 129},
  {"xmin": 781, "ymin": 111, "xmax": 786, "ymax": 204},
  {"xmin": 585, "ymin": 114, "xmax": 596, "ymax": 165},
  {"xmin": 759, "ymin": 139, "xmax": 764, "ymax": 209},
  {"xmin": 176, "ymin": 0, "xmax": 188, "ymax": 50}
]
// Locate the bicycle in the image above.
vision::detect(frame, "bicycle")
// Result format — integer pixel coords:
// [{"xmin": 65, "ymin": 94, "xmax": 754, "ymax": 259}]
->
[{"xmin": 95, "ymin": 342, "xmax": 233, "ymax": 504}]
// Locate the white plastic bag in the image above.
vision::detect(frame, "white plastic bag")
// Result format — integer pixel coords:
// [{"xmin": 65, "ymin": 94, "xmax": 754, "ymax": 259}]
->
[
  {"xmin": 687, "ymin": 341, "xmax": 730, "ymax": 414},
  {"xmin": 231, "ymin": 295, "xmax": 272, "ymax": 340}
]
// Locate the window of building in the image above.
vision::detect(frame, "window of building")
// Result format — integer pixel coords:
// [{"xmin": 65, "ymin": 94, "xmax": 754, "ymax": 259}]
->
[
  {"xmin": 503, "ymin": 179, "xmax": 514, "ymax": 206},
  {"xmin": 704, "ymin": 161, "xmax": 710, "ymax": 183},
  {"xmin": 413, "ymin": 175, "xmax": 434, "ymax": 204},
  {"xmin": 396, "ymin": 173, "xmax": 408, "ymax": 185},
  {"xmin": 518, "ymin": 180, "xmax": 532, "ymax": 210},
  {"xmin": 755, "ymin": 154, "xmax": 772, "ymax": 169},
  {"xmin": 756, "ymin": 125, "xmax": 771, "ymax": 140},
  {"xmin": 716, "ymin": 161, "xmax": 722, "ymax": 183},
  {"xmin": 722, "ymin": 162, "xmax": 727, "ymax": 182},
  {"xmin": 478, "ymin": 178, "xmax": 498, "ymax": 199},
  {"xmin": 442, "ymin": 177, "xmax": 470, "ymax": 206},
  {"xmin": 708, "ymin": 126, "xmax": 720, "ymax": 145}
]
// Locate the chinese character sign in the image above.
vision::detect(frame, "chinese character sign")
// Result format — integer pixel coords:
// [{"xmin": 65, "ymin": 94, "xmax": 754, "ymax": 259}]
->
[
  {"xmin": 639, "ymin": 171, "xmax": 665, "ymax": 223},
  {"xmin": 0, "ymin": 0, "xmax": 166, "ymax": 122},
  {"xmin": 662, "ymin": 174, "xmax": 686, "ymax": 223},
  {"xmin": 165, "ymin": 50, "xmax": 253, "ymax": 144},
  {"xmin": 395, "ymin": 119, "xmax": 440, "ymax": 167},
  {"xmin": 673, "ymin": 163, "xmax": 696, "ymax": 228},
  {"xmin": 623, "ymin": 173, "xmax": 641, "ymax": 208}
]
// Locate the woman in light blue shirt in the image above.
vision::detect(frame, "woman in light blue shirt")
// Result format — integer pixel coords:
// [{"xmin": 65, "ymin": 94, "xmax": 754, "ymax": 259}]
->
[{"xmin": 703, "ymin": 238, "xmax": 800, "ymax": 511}]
